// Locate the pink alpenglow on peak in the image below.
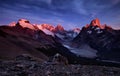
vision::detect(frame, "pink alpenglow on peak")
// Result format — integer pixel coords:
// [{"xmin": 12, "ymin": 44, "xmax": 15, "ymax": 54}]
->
[
  {"xmin": 34, "ymin": 24, "xmax": 55, "ymax": 36},
  {"xmin": 18, "ymin": 19, "xmax": 35, "ymax": 30},
  {"xmin": 35, "ymin": 24, "xmax": 43, "ymax": 30},
  {"xmin": 36, "ymin": 24, "xmax": 55, "ymax": 31},
  {"xmin": 84, "ymin": 18, "xmax": 110, "ymax": 29},
  {"xmin": 9, "ymin": 22, "xmax": 16, "ymax": 26},
  {"xmin": 54, "ymin": 24, "xmax": 65, "ymax": 32},
  {"xmin": 41, "ymin": 24, "xmax": 55, "ymax": 31},
  {"xmin": 90, "ymin": 18, "xmax": 101, "ymax": 27}
]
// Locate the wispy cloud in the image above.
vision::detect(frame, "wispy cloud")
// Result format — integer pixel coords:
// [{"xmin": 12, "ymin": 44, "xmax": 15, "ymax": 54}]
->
[
  {"xmin": 72, "ymin": 0, "xmax": 88, "ymax": 15},
  {"xmin": 0, "ymin": 0, "xmax": 120, "ymax": 29},
  {"xmin": 111, "ymin": 0, "xmax": 120, "ymax": 5}
]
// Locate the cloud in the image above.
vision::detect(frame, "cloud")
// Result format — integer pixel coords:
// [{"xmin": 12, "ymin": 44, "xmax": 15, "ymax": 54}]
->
[
  {"xmin": 40, "ymin": 0, "xmax": 52, "ymax": 4},
  {"xmin": 91, "ymin": 12, "xmax": 97, "ymax": 18},
  {"xmin": 111, "ymin": 0, "xmax": 120, "ymax": 5},
  {"xmin": 72, "ymin": 0, "xmax": 88, "ymax": 15},
  {"xmin": 0, "ymin": 0, "xmax": 120, "ymax": 29}
]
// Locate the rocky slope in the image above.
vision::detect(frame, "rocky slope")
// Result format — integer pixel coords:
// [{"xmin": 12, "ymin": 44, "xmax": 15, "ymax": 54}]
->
[{"xmin": 0, "ymin": 54, "xmax": 120, "ymax": 76}]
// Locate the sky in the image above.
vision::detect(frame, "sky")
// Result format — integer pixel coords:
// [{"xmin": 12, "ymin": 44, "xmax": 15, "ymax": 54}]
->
[{"xmin": 0, "ymin": 0, "xmax": 120, "ymax": 29}]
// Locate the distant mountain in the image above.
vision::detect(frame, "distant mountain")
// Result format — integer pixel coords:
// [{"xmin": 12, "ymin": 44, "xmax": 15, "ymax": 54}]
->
[
  {"xmin": 35, "ymin": 24, "xmax": 80, "ymax": 40},
  {"xmin": 36, "ymin": 24, "xmax": 55, "ymax": 31},
  {"xmin": 73, "ymin": 18, "xmax": 120, "ymax": 61},
  {"xmin": 10, "ymin": 19, "xmax": 79, "ymax": 41},
  {"xmin": 0, "ymin": 19, "xmax": 82, "ymax": 64},
  {"xmin": 54, "ymin": 24, "xmax": 65, "ymax": 32}
]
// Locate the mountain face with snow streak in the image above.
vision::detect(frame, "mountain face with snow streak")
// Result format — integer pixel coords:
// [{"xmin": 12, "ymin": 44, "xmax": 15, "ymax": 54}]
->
[
  {"xmin": 35, "ymin": 24, "xmax": 55, "ymax": 37},
  {"xmin": 73, "ymin": 18, "xmax": 120, "ymax": 62},
  {"xmin": 38, "ymin": 24, "xmax": 55, "ymax": 31},
  {"xmin": 41, "ymin": 29, "xmax": 54, "ymax": 37}
]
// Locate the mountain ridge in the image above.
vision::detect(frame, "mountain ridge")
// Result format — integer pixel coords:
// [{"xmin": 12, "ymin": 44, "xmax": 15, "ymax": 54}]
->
[{"xmin": 0, "ymin": 18, "xmax": 120, "ymax": 65}]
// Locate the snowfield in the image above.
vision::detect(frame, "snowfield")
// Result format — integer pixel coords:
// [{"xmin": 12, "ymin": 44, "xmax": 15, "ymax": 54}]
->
[{"xmin": 63, "ymin": 44, "xmax": 97, "ymax": 58}]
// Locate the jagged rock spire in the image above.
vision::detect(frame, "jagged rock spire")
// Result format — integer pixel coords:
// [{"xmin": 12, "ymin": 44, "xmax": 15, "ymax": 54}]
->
[{"xmin": 90, "ymin": 18, "xmax": 101, "ymax": 27}]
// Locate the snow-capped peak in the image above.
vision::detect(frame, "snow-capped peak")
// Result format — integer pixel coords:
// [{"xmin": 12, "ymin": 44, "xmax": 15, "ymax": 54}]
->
[
  {"xmin": 17, "ymin": 19, "xmax": 35, "ymax": 30},
  {"xmin": 35, "ymin": 24, "xmax": 55, "ymax": 37},
  {"xmin": 40, "ymin": 24, "xmax": 55, "ymax": 31}
]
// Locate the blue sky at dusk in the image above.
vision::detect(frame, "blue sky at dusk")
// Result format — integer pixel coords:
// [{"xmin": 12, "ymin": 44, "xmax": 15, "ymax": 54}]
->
[{"xmin": 0, "ymin": 0, "xmax": 120, "ymax": 29}]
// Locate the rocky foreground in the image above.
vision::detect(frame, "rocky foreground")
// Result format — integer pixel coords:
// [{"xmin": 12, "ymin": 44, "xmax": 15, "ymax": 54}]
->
[{"xmin": 0, "ymin": 54, "xmax": 120, "ymax": 76}]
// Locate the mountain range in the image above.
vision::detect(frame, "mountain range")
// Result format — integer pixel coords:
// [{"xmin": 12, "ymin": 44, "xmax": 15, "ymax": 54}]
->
[{"xmin": 0, "ymin": 18, "xmax": 120, "ymax": 66}]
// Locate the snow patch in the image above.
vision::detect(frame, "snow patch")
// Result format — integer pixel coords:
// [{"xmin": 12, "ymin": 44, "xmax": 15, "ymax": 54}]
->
[
  {"xmin": 55, "ymin": 33, "xmax": 65, "ymax": 39},
  {"xmin": 95, "ymin": 27, "xmax": 100, "ymax": 31},
  {"xmin": 92, "ymin": 26, "xmax": 95, "ymax": 29},
  {"xmin": 67, "ymin": 33, "xmax": 78, "ymax": 38},
  {"xmin": 36, "ymin": 24, "xmax": 43, "ymax": 30},
  {"xmin": 97, "ymin": 30, "xmax": 103, "ymax": 34},
  {"xmin": 87, "ymin": 30, "xmax": 92, "ymax": 34}
]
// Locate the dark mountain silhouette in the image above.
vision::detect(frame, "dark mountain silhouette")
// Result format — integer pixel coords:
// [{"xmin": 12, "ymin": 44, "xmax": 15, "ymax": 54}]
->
[{"xmin": 73, "ymin": 18, "xmax": 120, "ymax": 61}]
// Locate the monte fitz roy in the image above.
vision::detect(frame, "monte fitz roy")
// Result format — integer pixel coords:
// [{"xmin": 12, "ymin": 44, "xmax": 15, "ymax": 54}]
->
[{"xmin": 0, "ymin": 18, "xmax": 120, "ymax": 65}]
